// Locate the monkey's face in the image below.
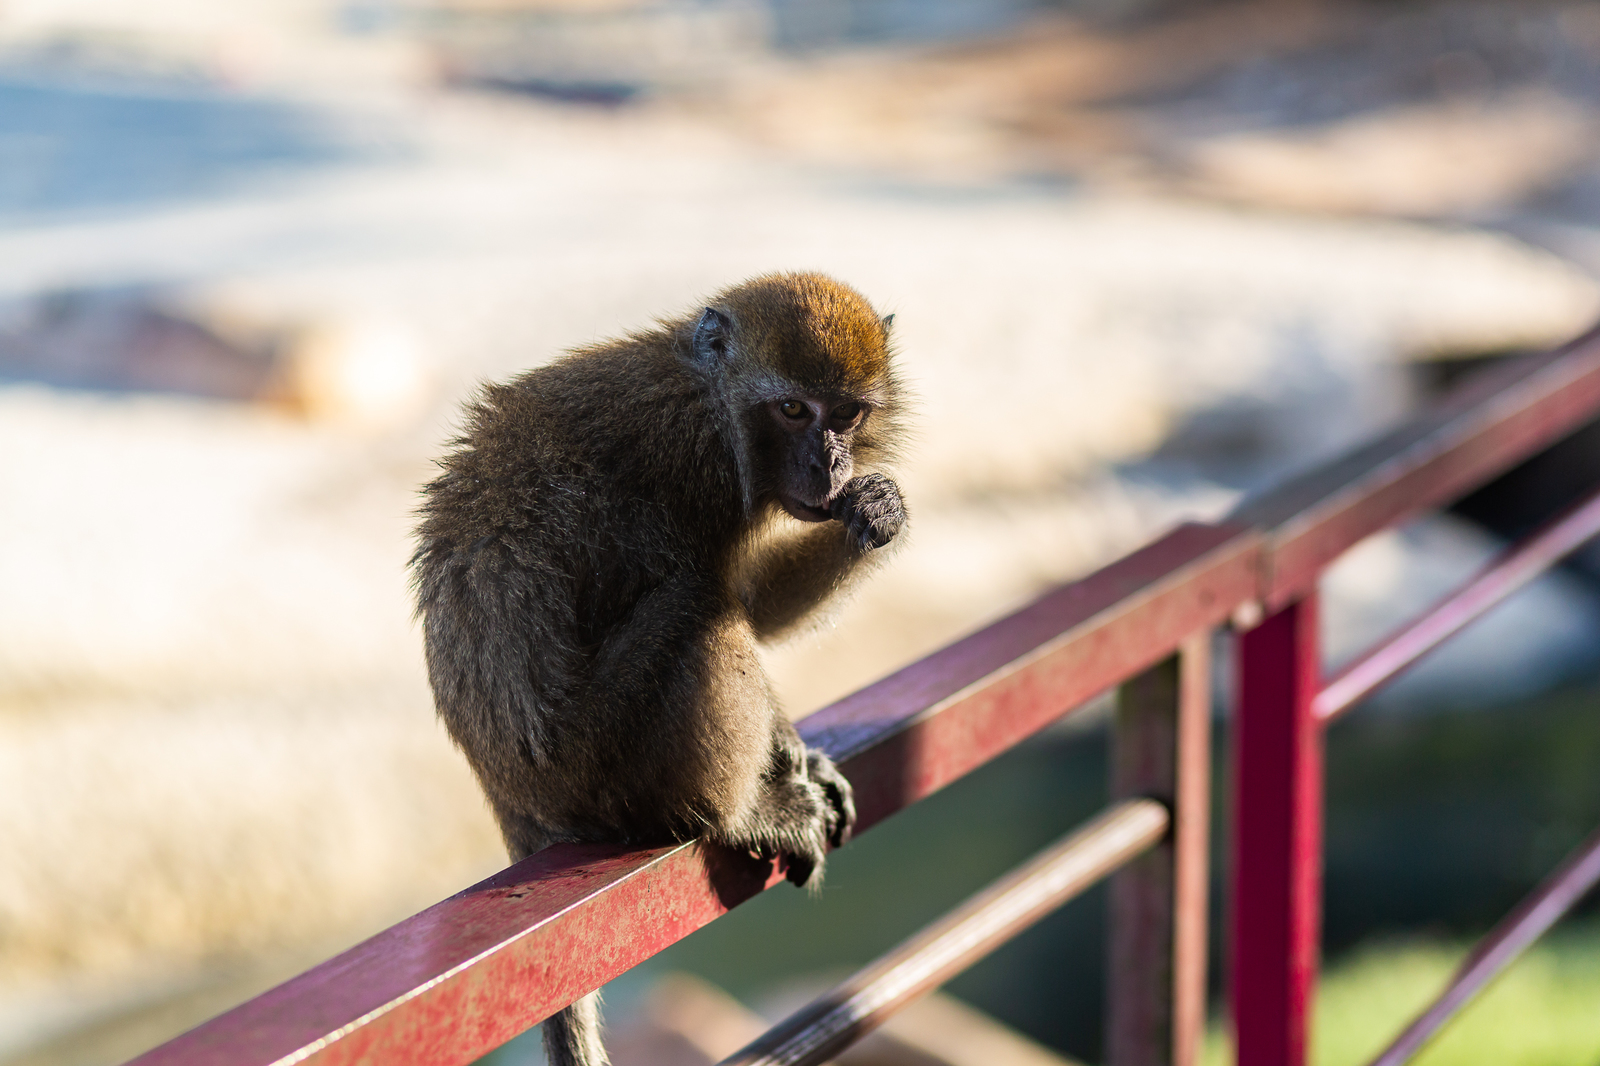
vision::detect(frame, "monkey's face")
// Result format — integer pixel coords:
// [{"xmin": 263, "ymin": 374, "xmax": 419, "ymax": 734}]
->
[{"xmin": 764, "ymin": 394, "xmax": 865, "ymax": 522}]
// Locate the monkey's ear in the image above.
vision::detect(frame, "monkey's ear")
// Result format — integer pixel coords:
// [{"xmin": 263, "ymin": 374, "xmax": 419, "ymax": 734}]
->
[
  {"xmin": 691, "ymin": 308, "xmax": 731, "ymax": 368},
  {"xmin": 881, "ymin": 313, "xmax": 896, "ymax": 333}
]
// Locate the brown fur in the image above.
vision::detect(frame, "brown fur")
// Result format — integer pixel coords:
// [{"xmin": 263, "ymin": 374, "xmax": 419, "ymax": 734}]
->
[
  {"xmin": 713, "ymin": 273, "xmax": 899, "ymax": 393},
  {"xmin": 410, "ymin": 273, "xmax": 908, "ymax": 1066}
]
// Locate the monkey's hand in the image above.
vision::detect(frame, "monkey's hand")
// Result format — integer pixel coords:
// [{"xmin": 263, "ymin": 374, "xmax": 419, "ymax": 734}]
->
[
  {"xmin": 806, "ymin": 749, "xmax": 856, "ymax": 849},
  {"xmin": 830, "ymin": 473, "xmax": 906, "ymax": 552}
]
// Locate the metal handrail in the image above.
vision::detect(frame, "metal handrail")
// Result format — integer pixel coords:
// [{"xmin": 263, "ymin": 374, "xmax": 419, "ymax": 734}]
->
[
  {"xmin": 1228, "ymin": 325, "xmax": 1600, "ymax": 1066},
  {"xmin": 127, "ymin": 523, "xmax": 1252, "ymax": 1066},
  {"xmin": 125, "ymin": 324, "xmax": 1600, "ymax": 1066}
]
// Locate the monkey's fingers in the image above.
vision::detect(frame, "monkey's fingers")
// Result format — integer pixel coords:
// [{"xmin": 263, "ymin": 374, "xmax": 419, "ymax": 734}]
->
[
  {"xmin": 847, "ymin": 513, "xmax": 874, "ymax": 552},
  {"xmin": 862, "ymin": 518, "xmax": 894, "ymax": 551},
  {"xmin": 836, "ymin": 508, "xmax": 882, "ymax": 552},
  {"xmin": 828, "ymin": 781, "xmax": 856, "ymax": 848},
  {"xmin": 834, "ymin": 474, "xmax": 905, "ymax": 552}
]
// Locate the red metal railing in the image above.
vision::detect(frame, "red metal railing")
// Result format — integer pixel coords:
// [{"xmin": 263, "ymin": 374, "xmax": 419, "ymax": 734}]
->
[
  {"xmin": 127, "ymin": 323, "xmax": 1600, "ymax": 1066},
  {"xmin": 1226, "ymin": 326, "xmax": 1600, "ymax": 1066}
]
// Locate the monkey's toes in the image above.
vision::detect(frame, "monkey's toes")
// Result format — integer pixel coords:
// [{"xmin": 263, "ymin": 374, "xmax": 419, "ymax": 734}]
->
[
  {"xmin": 807, "ymin": 751, "xmax": 857, "ymax": 848},
  {"xmin": 784, "ymin": 850, "xmax": 819, "ymax": 888}
]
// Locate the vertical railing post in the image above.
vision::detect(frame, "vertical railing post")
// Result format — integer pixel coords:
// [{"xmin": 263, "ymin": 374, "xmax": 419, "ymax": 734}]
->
[
  {"xmin": 1230, "ymin": 595, "xmax": 1323, "ymax": 1066},
  {"xmin": 1109, "ymin": 631, "xmax": 1213, "ymax": 1066}
]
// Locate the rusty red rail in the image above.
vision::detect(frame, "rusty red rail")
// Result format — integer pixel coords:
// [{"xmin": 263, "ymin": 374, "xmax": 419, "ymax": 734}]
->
[
  {"xmin": 129, "ymin": 523, "xmax": 1254, "ymax": 1066},
  {"xmin": 1226, "ymin": 324, "xmax": 1600, "ymax": 1066},
  {"xmin": 127, "ymin": 323, "xmax": 1600, "ymax": 1066}
]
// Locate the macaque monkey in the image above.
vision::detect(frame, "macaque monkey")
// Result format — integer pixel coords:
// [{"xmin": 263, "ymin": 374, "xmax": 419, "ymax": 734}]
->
[{"xmin": 412, "ymin": 273, "xmax": 908, "ymax": 1066}]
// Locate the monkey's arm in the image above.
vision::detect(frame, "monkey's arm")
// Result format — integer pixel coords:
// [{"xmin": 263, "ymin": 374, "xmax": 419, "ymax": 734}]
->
[
  {"xmin": 740, "ymin": 525, "xmax": 869, "ymax": 640},
  {"xmin": 741, "ymin": 473, "xmax": 905, "ymax": 641}
]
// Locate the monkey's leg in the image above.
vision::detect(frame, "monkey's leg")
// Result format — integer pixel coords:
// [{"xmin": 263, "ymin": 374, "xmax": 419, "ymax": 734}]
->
[{"xmin": 583, "ymin": 575, "xmax": 846, "ymax": 887}]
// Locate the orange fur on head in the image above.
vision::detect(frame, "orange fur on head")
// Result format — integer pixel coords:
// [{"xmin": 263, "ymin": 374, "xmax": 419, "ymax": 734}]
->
[{"xmin": 714, "ymin": 272, "xmax": 894, "ymax": 397}]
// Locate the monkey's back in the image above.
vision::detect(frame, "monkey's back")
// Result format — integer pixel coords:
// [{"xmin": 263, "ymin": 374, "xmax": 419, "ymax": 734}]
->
[{"xmin": 412, "ymin": 335, "xmax": 754, "ymax": 851}]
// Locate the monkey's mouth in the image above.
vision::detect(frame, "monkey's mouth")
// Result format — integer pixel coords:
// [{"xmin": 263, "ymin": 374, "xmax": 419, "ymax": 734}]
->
[{"xmin": 779, "ymin": 495, "xmax": 833, "ymax": 523}]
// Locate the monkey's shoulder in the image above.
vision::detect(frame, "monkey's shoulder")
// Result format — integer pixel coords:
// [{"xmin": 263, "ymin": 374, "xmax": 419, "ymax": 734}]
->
[{"xmin": 416, "ymin": 365, "xmax": 725, "ymax": 564}]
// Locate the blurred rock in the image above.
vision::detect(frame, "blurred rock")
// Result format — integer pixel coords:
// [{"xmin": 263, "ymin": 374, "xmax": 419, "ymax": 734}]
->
[
  {"xmin": 0, "ymin": 288, "xmax": 277, "ymax": 401},
  {"xmin": 0, "ymin": 287, "xmax": 431, "ymax": 431},
  {"xmin": 1182, "ymin": 90, "xmax": 1597, "ymax": 217},
  {"xmin": 680, "ymin": 0, "xmax": 1600, "ymax": 221},
  {"xmin": 426, "ymin": 0, "xmax": 772, "ymax": 102}
]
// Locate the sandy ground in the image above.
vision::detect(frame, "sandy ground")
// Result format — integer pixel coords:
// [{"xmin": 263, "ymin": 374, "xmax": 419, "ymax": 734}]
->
[{"xmin": 5, "ymin": 4, "xmax": 1600, "ymax": 1061}]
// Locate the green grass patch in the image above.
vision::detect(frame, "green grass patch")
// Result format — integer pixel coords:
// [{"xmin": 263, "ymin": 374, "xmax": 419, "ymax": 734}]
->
[{"xmin": 1206, "ymin": 918, "xmax": 1600, "ymax": 1066}]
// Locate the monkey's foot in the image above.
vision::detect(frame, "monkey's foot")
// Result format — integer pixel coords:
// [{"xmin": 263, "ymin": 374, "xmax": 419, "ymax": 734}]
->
[
  {"xmin": 764, "ymin": 751, "xmax": 856, "ymax": 888},
  {"xmin": 805, "ymin": 749, "xmax": 856, "ymax": 849},
  {"xmin": 723, "ymin": 775, "xmax": 833, "ymax": 889}
]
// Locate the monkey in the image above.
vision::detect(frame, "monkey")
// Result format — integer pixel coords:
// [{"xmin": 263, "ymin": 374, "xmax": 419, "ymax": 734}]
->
[{"xmin": 410, "ymin": 272, "xmax": 909, "ymax": 1066}]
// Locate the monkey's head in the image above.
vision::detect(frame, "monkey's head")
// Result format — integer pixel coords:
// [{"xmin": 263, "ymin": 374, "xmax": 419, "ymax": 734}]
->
[{"xmin": 685, "ymin": 273, "xmax": 904, "ymax": 523}]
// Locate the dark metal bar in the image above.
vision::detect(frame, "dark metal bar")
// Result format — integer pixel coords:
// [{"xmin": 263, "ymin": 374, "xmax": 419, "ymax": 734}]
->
[
  {"xmin": 1231, "ymin": 597, "xmax": 1323, "ymax": 1066},
  {"xmin": 1108, "ymin": 632, "xmax": 1212, "ymax": 1066},
  {"xmin": 1315, "ymin": 485, "xmax": 1600, "ymax": 722},
  {"xmin": 126, "ymin": 523, "xmax": 1256, "ymax": 1066},
  {"xmin": 718, "ymin": 799, "xmax": 1172, "ymax": 1066},
  {"xmin": 1366, "ymin": 823, "xmax": 1600, "ymax": 1066},
  {"xmin": 1232, "ymin": 325, "xmax": 1600, "ymax": 607}
]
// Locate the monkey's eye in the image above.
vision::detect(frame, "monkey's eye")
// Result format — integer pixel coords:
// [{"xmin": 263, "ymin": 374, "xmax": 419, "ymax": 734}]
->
[
  {"xmin": 778, "ymin": 400, "xmax": 807, "ymax": 420},
  {"xmin": 832, "ymin": 402, "xmax": 863, "ymax": 426}
]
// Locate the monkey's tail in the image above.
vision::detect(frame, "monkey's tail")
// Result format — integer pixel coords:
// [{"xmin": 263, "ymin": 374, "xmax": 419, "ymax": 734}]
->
[{"xmin": 543, "ymin": 992, "xmax": 610, "ymax": 1066}]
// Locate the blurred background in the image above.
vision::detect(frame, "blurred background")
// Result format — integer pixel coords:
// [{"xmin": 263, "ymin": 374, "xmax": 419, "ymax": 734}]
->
[{"xmin": 2, "ymin": 0, "xmax": 1600, "ymax": 1063}]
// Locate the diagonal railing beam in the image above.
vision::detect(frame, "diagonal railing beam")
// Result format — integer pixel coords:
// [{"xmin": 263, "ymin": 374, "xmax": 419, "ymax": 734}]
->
[
  {"xmin": 1315, "ymin": 484, "xmax": 1600, "ymax": 722},
  {"xmin": 1366, "ymin": 823, "xmax": 1600, "ymax": 1066}
]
